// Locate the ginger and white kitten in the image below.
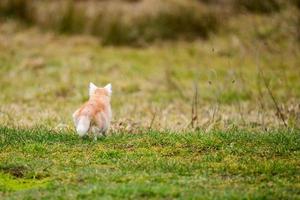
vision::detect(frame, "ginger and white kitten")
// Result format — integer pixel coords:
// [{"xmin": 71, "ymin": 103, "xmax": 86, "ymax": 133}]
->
[{"xmin": 73, "ymin": 82, "xmax": 112, "ymax": 140}]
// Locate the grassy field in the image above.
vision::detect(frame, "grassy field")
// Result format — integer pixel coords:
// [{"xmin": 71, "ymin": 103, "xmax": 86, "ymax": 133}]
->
[
  {"xmin": 0, "ymin": 0, "xmax": 300, "ymax": 199},
  {"xmin": 0, "ymin": 127, "xmax": 299, "ymax": 199},
  {"xmin": 0, "ymin": 15, "xmax": 299, "ymax": 131}
]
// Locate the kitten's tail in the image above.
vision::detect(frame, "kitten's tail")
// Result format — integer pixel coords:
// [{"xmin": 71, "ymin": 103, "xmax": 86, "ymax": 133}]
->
[{"xmin": 76, "ymin": 116, "xmax": 90, "ymax": 137}]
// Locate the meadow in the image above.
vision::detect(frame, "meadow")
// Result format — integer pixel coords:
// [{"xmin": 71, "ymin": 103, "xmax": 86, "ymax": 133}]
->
[
  {"xmin": 0, "ymin": 127, "xmax": 299, "ymax": 199},
  {"xmin": 0, "ymin": 0, "xmax": 300, "ymax": 199}
]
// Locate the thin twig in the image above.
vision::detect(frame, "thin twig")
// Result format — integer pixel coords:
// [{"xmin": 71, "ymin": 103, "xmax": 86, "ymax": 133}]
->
[
  {"xmin": 237, "ymin": 101, "xmax": 246, "ymax": 125},
  {"xmin": 208, "ymin": 69, "xmax": 220, "ymax": 126},
  {"xmin": 191, "ymin": 94, "xmax": 195, "ymax": 128},
  {"xmin": 254, "ymin": 45, "xmax": 287, "ymax": 128},
  {"xmin": 148, "ymin": 108, "xmax": 157, "ymax": 130},
  {"xmin": 190, "ymin": 81, "xmax": 198, "ymax": 128},
  {"xmin": 261, "ymin": 72, "xmax": 287, "ymax": 127},
  {"xmin": 256, "ymin": 69, "xmax": 266, "ymax": 129}
]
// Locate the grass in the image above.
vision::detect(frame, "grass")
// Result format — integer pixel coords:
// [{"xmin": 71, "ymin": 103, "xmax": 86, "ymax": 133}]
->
[
  {"xmin": 0, "ymin": 5, "xmax": 299, "ymax": 131},
  {"xmin": 0, "ymin": 1, "xmax": 299, "ymax": 198},
  {"xmin": 0, "ymin": 126, "xmax": 299, "ymax": 199}
]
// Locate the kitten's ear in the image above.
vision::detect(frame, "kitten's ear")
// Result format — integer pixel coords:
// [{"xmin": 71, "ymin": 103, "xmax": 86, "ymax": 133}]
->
[
  {"xmin": 89, "ymin": 82, "xmax": 97, "ymax": 97},
  {"xmin": 104, "ymin": 83, "xmax": 112, "ymax": 96}
]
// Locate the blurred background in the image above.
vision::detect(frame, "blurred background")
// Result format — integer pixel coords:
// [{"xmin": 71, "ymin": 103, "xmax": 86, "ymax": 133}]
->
[
  {"xmin": 1, "ymin": 0, "xmax": 299, "ymax": 45},
  {"xmin": 0, "ymin": 0, "xmax": 299, "ymax": 131}
]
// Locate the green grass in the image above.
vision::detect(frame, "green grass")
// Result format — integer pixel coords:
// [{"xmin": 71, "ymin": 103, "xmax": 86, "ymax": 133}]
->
[
  {"xmin": 0, "ymin": 14, "xmax": 299, "ymax": 131},
  {"xmin": 0, "ymin": 3, "xmax": 299, "ymax": 199},
  {"xmin": 0, "ymin": 126, "xmax": 299, "ymax": 199}
]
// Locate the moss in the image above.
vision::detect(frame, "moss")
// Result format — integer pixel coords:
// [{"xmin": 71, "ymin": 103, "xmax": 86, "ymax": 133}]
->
[{"xmin": 0, "ymin": 173, "xmax": 49, "ymax": 192}]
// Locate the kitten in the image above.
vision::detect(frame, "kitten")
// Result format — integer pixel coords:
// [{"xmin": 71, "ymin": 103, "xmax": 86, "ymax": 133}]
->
[{"xmin": 73, "ymin": 82, "xmax": 112, "ymax": 140}]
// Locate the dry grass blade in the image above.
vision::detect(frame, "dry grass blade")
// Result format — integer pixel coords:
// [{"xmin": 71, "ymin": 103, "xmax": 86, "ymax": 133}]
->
[
  {"xmin": 190, "ymin": 81, "xmax": 199, "ymax": 128},
  {"xmin": 260, "ymin": 71, "xmax": 288, "ymax": 127},
  {"xmin": 148, "ymin": 108, "xmax": 157, "ymax": 130}
]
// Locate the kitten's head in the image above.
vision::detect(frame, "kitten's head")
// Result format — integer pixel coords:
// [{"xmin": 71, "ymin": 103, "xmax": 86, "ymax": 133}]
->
[{"xmin": 89, "ymin": 82, "xmax": 112, "ymax": 98}]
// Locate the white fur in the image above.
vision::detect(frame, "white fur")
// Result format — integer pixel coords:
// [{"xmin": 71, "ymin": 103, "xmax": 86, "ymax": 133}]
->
[
  {"xmin": 89, "ymin": 82, "xmax": 98, "ymax": 97},
  {"xmin": 104, "ymin": 83, "xmax": 112, "ymax": 96},
  {"xmin": 73, "ymin": 82, "xmax": 112, "ymax": 138},
  {"xmin": 76, "ymin": 116, "xmax": 90, "ymax": 137}
]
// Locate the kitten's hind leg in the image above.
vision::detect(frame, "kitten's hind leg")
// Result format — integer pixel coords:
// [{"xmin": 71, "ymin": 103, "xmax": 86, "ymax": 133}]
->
[
  {"xmin": 101, "ymin": 130, "xmax": 107, "ymax": 137},
  {"xmin": 91, "ymin": 126, "xmax": 102, "ymax": 140},
  {"xmin": 95, "ymin": 112, "xmax": 109, "ymax": 137}
]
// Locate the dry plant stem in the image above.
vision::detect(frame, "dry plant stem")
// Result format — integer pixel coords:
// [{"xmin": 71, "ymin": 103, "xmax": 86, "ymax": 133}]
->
[
  {"xmin": 261, "ymin": 72, "xmax": 288, "ymax": 128},
  {"xmin": 234, "ymin": 69, "xmax": 246, "ymax": 126},
  {"xmin": 148, "ymin": 108, "xmax": 157, "ymax": 130},
  {"xmin": 195, "ymin": 81, "xmax": 199, "ymax": 126},
  {"xmin": 256, "ymin": 70, "xmax": 266, "ymax": 129},
  {"xmin": 191, "ymin": 81, "xmax": 199, "ymax": 128},
  {"xmin": 256, "ymin": 59, "xmax": 282, "ymax": 128},
  {"xmin": 212, "ymin": 105, "xmax": 218, "ymax": 124},
  {"xmin": 208, "ymin": 69, "xmax": 220, "ymax": 128},
  {"xmin": 237, "ymin": 101, "xmax": 246, "ymax": 125}
]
